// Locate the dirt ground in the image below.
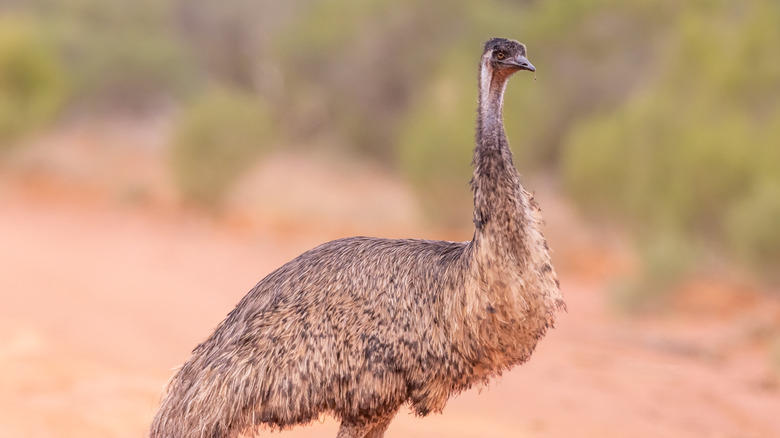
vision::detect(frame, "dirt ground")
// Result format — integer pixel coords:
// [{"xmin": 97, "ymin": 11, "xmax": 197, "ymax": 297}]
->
[{"xmin": 0, "ymin": 122, "xmax": 778, "ymax": 438}]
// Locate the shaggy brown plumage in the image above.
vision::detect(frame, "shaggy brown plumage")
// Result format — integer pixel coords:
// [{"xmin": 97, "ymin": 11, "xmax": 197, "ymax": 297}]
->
[{"xmin": 149, "ymin": 37, "xmax": 565, "ymax": 438}]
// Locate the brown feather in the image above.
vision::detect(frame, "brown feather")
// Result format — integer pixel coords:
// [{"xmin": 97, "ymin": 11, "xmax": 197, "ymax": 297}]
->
[{"xmin": 149, "ymin": 37, "xmax": 564, "ymax": 438}]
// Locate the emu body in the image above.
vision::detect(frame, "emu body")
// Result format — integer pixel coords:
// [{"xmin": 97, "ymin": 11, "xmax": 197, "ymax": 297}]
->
[{"xmin": 150, "ymin": 38, "xmax": 565, "ymax": 438}]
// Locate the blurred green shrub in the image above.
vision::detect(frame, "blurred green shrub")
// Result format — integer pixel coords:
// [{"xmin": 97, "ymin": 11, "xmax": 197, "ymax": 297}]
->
[
  {"xmin": 396, "ymin": 47, "xmax": 475, "ymax": 228},
  {"xmin": 274, "ymin": 0, "xmax": 467, "ymax": 162},
  {"xmin": 0, "ymin": 16, "xmax": 66, "ymax": 152},
  {"xmin": 562, "ymin": 0, "xmax": 780, "ymax": 284},
  {"xmin": 170, "ymin": 89, "xmax": 275, "ymax": 208},
  {"xmin": 51, "ymin": 0, "xmax": 191, "ymax": 110},
  {"xmin": 726, "ymin": 181, "xmax": 780, "ymax": 280},
  {"xmin": 502, "ymin": 0, "xmax": 673, "ymax": 170},
  {"xmin": 4, "ymin": 0, "xmax": 779, "ymax": 290}
]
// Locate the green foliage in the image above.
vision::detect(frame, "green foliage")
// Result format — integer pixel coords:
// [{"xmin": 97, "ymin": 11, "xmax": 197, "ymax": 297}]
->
[
  {"xmin": 725, "ymin": 181, "xmax": 780, "ymax": 280},
  {"xmin": 502, "ymin": 0, "xmax": 674, "ymax": 169},
  {"xmin": 49, "ymin": 0, "xmax": 192, "ymax": 109},
  {"xmin": 3, "ymin": 0, "xmax": 778, "ymax": 286},
  {"xmin": 274, "ymin": 0, "xmax": 468, "ymax": 161},
  {"xmin": 562, "ymin": 0, "xmax": 780, "ymax": 283},
  {"xmin": 563, "ymin": 92, "xmax": 757, "ymax": 233},
  {"xmin": 170, "ymin": 89, "xmax": 275, "ymax": 208},
  {"xmin": 0, "ymin": 16, "xmax": 66, "ymax": 151},
  {"xmin": 396, "ymin": 47, "xmax": 476, "ymax": 227}
]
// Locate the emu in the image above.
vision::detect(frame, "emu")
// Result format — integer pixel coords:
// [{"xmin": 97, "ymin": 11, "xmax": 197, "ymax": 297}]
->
[{"xmin": 150, "ymin": 38, "xmax": 565, "ymax": 438}]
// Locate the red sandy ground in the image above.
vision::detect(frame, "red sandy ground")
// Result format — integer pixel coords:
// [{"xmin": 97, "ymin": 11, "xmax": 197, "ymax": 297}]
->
[{"xmin": 0, "ymin": 122, "xmax": 778, "ymax": 437}]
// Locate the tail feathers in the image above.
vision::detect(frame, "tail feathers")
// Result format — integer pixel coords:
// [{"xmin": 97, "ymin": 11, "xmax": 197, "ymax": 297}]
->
[{"xmin": 150, "ymin": 359, "xmax": 262, "ymax": 438}]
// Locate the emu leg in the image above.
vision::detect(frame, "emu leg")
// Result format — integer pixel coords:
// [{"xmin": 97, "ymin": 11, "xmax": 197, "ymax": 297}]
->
[
  {"xmin": 364, "ymin": 410, "xmax": 397, "ymax": 438},
  {"xmin": 336, "ymin": 409, "xmax": 398, "ymax": 438},
  {"xmin": 335, "ymin": 421, "xmax": 371, "ymax": 438}
]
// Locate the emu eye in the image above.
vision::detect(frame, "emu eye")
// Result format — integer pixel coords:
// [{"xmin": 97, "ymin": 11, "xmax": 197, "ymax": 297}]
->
[{"xmin": 496, "ymin": 51, "xmax": 505, "ymax": 60}]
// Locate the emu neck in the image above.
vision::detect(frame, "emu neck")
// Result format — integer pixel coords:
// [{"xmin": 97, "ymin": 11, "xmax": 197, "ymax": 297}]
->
[
  {"xmin": 471, "ymin": 61, "xmax": 527, "ymax": 250},
  {"xmin": 477, "ymin": 66, "xmax": 510, "ymax": 149}
]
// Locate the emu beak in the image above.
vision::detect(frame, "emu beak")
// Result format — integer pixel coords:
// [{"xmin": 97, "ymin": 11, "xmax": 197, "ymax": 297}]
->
[{"xmin": 512, "ymin": 55, "xmax": 535, "ymax": 72}]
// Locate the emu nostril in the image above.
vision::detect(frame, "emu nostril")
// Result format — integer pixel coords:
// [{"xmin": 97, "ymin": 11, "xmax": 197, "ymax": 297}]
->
[{"xmin": 516, "ymin": 55, "xmax": 535, "ymax": 72}]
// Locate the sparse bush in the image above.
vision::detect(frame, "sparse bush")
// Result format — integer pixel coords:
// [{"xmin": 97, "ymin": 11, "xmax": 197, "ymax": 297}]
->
[
  {"xmin": 0, "ymin": 16, "xmax": 66, "ymax": 152},
  {"xmin": 725, "ymin": 181, "xmax": 780, "ymax": 281},
  {"xmin": 562, "ymin": 0, "xmax": 780, "ymax": 287},
  {"xmin": 501, "ymin": 0, "xmax": 673, "ymax": 169},
  {"xmin": 52, "ymin": 0, "xmax": 191, "ymax": 110},
  {"xmin": 170, "ymin": 89, "xmax": 274, "ymax": 208},
  {"xmin": 396, "ymin": 47, "xmax": 475, "ymax": 228},
  {"xmin": 274, "ymin": 0, "xmax": 467, "ymax": 162},
  {"xmin": 563, "ymin": 92, "xmax": 758, "ymax": 235}
]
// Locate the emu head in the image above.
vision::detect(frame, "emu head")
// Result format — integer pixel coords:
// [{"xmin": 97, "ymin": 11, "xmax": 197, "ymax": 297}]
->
[{"xmin": 481, "ymin": 38, "xmax": 535, "ymax": 80}]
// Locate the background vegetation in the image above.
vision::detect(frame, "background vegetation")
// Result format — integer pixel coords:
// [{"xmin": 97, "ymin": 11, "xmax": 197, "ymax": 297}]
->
[
  {"xmin": 0, "ymin": 15, "xmax": 66, "ymax": 152},
  {"xmin": 170, "ymin": 88, "xmax": 275, "ymax": 208},
  {"xmin": 1, "ymin": 0, "xmax": 778, "ymax": 299}
]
